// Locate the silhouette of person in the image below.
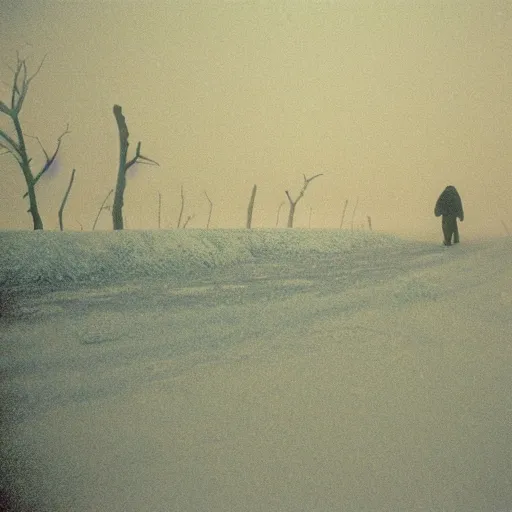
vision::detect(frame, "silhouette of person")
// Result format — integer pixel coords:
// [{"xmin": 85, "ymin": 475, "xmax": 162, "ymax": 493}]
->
[{"xmin": 434, "ymin": 186, "xmax": 464, "ymax": 246}]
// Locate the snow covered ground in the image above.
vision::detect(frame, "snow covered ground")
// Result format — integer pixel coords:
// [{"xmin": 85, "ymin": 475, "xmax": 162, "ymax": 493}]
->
[{"xmin": 1, "ymin": 229, "xmax": 512, "ymax": 511}]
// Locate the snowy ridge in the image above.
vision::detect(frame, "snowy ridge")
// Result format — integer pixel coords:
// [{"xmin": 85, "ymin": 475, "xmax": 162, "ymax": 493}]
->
[{"xmin": 0, "ymin": 229, "xmax": 410, "ymax": 288}]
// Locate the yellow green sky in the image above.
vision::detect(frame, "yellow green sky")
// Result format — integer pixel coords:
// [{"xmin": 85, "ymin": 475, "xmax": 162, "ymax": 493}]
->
[{"xmin": 1, "ymin": 1, "xmax": 511, "ymax": 238}]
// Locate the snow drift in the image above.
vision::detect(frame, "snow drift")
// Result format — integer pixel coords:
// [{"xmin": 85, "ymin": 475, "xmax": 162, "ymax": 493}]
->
[{"xmin": 0, "ymin": 229, "xmax": 411, "ymax": 289}]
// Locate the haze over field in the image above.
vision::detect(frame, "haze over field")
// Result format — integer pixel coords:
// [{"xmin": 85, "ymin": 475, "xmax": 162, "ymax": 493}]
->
[
  {"xmin": 1, "ymin": 229, "xmax": 512, "ymax": 510},
  {"xmin": 1, "ymin": 1, "xmax": 511, "ymax": 237}
]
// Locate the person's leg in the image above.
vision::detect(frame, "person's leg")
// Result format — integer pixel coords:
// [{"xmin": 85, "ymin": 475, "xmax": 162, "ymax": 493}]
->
[
  {"xmin": 442, "ymin": 216, "xmax": 452, "ymax": 246},
  {"xmin": 453, "ymin": 219, "xmax": 460, "ymax": 243}
]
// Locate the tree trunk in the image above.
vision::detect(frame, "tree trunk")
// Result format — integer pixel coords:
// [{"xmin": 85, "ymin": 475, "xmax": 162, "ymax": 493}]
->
[
  {"xmin": 158, "ymin": 192, "xmax": 162, "ymax": 229},
  {"xmin": 339, "ymin": 199, "xmax": 348, "ymax": 229},
  {"xmin": 25, "ymin": 174, "xmax": 43, "ymax": 230},
  {"xmin": 204, "ymin": 191, "xmax": 213, "ymax": 229},
  {"xmin": 246, "ymin": 184, "xmax": 257, "ymax": 229},
  {"xmin": 177, "ymin": 185, "xmax": 184, "ymax": 228},
  {"xmin": 287, "ymin": 203, "xmax": 296, "ymax": 228},
  {"xmin": 1, "ymin": 56, "xmax": 69, "ymax": 231},
  {"xmin": 14, "ymin": 117, "xmax": 44, "ymax": 230},
  {"xmin": 285, "ymin": 174, "xmax": 322, "ymax": 229},
  {"xmin": 112, "ymin": 105, "xmax": 129, "ymax": 230},
  {"xmin": 58, "ymin": 168, "xmax": 76, "ymax": 231}
]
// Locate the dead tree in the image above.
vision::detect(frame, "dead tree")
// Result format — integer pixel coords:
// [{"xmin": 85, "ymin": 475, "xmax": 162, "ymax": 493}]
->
[
  {"xmin": 177, "ymin": 185, "xmax": 185, "ymax": 228},
  {"xmin": 183, "ymin": 214, "xmax": 195, "ymax": 228},
  {"xmin": 92, "ymin": 189, "xmax": 113, "ymax": 231},
  {"xmin": 204, "ymin": 191, "xmax": 213, "ymax": 229},
  {"xmin": 58, "ymin": 168, "xmax": 76, "ymax": 231},
  {"xmin": 367, "ymin": 215, "xmax": 372, "ymax": 231},
  {"xmin": 339, "ymin": 199, "xmax": 348, "ymax": 229},
  {"xmin": 246, "ymin": 184, "xmax": 257, "ymax": 229},
  {"xmin": 112, "ymin": 104, "xmax": 158, "ymax": 230},
  {"xmin": 351, "ymin": 197, "xmax": 359, "ymax": 232},
  {"xmin": 285, "ymin": 173, "xmax": 323, "ymax": 228},
  {"xmin": 276, "ymin": 201, "xmax": 285, "ymax": 227},
  {"xmin": 0, "ymin": 54, "xmax": 69, "ymax": 229},
  {"xmin": 158, "ymin": 192, "xmax": 162, "ymax": 229}
]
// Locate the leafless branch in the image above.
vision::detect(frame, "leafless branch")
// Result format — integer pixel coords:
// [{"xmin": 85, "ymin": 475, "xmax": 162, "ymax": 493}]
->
[
  {"xmin": 14, "ymin": 54, "xmax": 46, "ymax": 114},
  {"xmin": 305, "ymin": 173, "xmax": 323, "ymax": 183},
  {"xmin": 285, "ymin": 173, "xmax": 323, "ymax": 228},
  {"xmin": 27, "ymin": 53, "xmax": 47, "ymax": 85},
  {"xmin": 0, "ymin": 100, "xmax": 11, "ymax": 115},
  {"xmin": 287, "ymin": 173, "xmax": 323, "ymax": 207},
  {"xmin": 58, "ymin": 168, "xmax": 76, "ymax": 231},
  {"xmin": 22, "ymin": 124, "xmax": 70, "ymax": 198},
  {"xmin": 25, "ymin": 132, "xmax": 50, "ymax": 161},
  {"xmin": 126, "ymin": 141, "xmax": 159, "ymax": 170},
  {"xmin": 177, "ymin": 184, "xmax": 184, "ymax": 228},
  {"xmin": 0, "ymin": 129, "xmax": 22, "ymax": 163},
  {"xmin": 183, "ymin": 214, "xmax": 195, "ymax": 229},
  {"xmin": 204, "ymin": 191, "xmax": 213, "ymax": 229},
  {"xmin": 0, "ymin": 128, "xmax": 20, "ymax": 154},
  {"xmin": 0, "ymin": 54, "xmax": 46, "ymax": 116},
  {"xmin": 339, "ymin": 199, "xmax": 348, "ymax": 229},
  {"xmin": 93, "ymin": 189, "xmax": 113, "ymax": 231}
]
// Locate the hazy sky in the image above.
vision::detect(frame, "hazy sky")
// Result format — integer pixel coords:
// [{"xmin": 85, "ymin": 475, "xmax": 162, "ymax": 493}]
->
[{"xmin": 1, "ymin": 1, "xmax": 511, "ymax": 238}]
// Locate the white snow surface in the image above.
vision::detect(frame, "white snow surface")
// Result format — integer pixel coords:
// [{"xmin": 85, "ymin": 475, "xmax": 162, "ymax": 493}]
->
[
  {"xmin": 1, "ymin": 229, "xmax": 512, "ymax": 511},
  {"xmin": 0, "ymin": 229, "xmax": 409, "ymax": 288}
]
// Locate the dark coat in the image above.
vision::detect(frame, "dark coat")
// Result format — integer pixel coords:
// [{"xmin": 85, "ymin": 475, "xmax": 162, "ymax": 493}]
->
[{"xmin": 435, "ymin": 186, "xmax": 464, "ymax": 221}]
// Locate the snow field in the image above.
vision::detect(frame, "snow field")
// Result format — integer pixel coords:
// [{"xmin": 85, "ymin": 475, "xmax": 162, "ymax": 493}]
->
[{"xmin": 1, "ymin": 229, "xmax": 512, "ymax": 511}]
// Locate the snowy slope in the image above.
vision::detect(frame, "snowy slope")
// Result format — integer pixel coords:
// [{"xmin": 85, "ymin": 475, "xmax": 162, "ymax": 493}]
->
[
  {"xmin": 0, "ymin": 229, "xmax": 411, "ymax": 289},
  {"xmin": 1, "ymin": 230, "xmax": 512, "ymax": 511}
]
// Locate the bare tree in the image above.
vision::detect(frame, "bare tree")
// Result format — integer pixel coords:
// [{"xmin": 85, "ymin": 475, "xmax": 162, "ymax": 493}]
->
[
  {"xmin": 339, "ymin": 199, "xmax": 348, "ymax": 229},
  {"xmin": 204, "ymin": 191, "xmax": 213, "ymax": 229},
  {"xmin": 367, "ymin": 215, "xmax": 372, "ymax": 231},
  {"xmin": 158, "ymin": 192, "xmax": 162, "ymax": 229},
  {"xmin": 58, "ymin": 168, "xmax": 76, "ymax": 231},
  {"xmin": 112, "ymin": 104, "xmax": 158, "ymax": 230},
  {"xmin": 351, "ymin": 197, "xmax": 359, "ymax": 232},
  {"xmin": 285, "ymin": 173, "xmax": 323, "ymax": 228},
  {"xmin": 0, "ymin": 54, "xmax": 70, "ymax": 229},
  {"xmin": 177, "ymin": 185, "xmax": 185, "ymax": 228},
  {"xmin": 276, "ymin": 201, "xmax": 285, "ymax": 227},
  {"xmin": 183, "ymin": 214, "xmax": 195, "ymax": 228},
  {"xmin": 92, "ymin": 189, "xmax": 113, "ymax": 231},
  {"xmin": 246, "ymin": 184, "xmax": 257, "ymax": 229}
]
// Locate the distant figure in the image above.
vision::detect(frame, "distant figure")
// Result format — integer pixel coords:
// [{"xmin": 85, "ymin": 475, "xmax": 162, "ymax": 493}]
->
[{"xmin": 434, "ymin": 185, "xmax": 464, "ymax": 246}]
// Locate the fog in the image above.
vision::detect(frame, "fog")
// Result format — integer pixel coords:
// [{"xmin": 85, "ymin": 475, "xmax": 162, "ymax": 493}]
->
[{"xmin": 1, "ymin": 1, "xmax": 511, "ymax": 238}]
